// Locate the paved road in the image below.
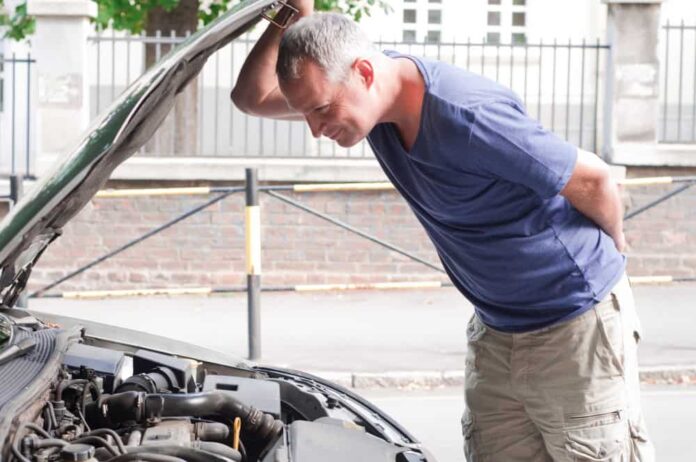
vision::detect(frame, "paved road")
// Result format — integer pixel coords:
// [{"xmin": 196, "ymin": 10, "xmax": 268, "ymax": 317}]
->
[
  {"xmin": 362, "ymin": 385, "xmax": 696, "ymax": 462},
  {"xmin": 29, "ymin": 283, "xmax": 696, "ymax": 373}
]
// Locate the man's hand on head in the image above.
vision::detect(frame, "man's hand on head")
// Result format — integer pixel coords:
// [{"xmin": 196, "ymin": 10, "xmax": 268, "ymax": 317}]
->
[{"xmin": 288, "ymin": 0, "xmax": 314, "ymax": 17}]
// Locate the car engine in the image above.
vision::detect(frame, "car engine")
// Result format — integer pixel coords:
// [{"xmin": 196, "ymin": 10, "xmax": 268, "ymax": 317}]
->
[{"xmin": 0, "ymin": 318, "xmax": 430, "ymax": 462}]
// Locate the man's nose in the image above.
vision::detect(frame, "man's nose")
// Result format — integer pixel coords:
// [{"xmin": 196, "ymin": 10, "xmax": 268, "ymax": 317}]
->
[{"xmin": 305, "ymin": 114, "xmax": 324, "ymax": 138}]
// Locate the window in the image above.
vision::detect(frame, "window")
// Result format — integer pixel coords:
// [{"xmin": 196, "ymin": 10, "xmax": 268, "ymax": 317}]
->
[
  {"xmin": 512, "ymin": 12, "xmax": 526, "ymax": 27},
  {"xmin": 487, "ymin": 0, "xmax": 526, "ymax": 44},
  {"xmin": 486, "ymin": 32, "xmax": 500, "ymax": 44},
  {"xmin": 403, "ymin": 9, "xmax": 416, "ymax": 23},
  {"xmin": 404, "ymin": 0, "xmax": 416, "ymax": 2},
  {"xmin": 428, "ymin": 9, "xmax": 442, "ymax": 24},
  {"xmin": 403, "ymin": 30, "xmax": 416, "ymax": 42},
  {"xmin": 512, "ymin": 33, "xmax": 527, "ymax": 44},
  {"xmin": 426, "ymin": 30, "xmax": 441, "ymax": 43},
  {"xmin": 428, "ymin": 0, "xmax": 442, "ymax": 2}
]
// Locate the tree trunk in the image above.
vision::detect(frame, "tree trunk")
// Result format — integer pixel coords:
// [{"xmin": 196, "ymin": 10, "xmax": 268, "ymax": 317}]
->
[{"xmin": 144, "ymin": 0, "xmax": 200, "ymax": 157}]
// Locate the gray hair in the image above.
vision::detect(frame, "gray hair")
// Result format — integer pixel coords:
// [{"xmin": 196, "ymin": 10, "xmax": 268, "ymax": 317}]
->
[{"xmin": 276, "ymin": 13, "xmax": 375, "ymax": 83}]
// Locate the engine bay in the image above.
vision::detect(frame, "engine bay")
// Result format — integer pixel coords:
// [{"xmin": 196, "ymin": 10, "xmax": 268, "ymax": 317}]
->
[{"xmin": 0, "ymin": 315, "xmax": 430, "ymax": 462}]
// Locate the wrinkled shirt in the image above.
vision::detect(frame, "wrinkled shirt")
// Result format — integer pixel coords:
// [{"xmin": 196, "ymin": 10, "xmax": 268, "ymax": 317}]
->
[{"xmin": 366, "ymin": 51, "xmax": 625, "ymax": 332}]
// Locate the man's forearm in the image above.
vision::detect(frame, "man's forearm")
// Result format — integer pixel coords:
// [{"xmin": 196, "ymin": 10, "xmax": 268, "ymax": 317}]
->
[
  {"xmin": 567, "ymin": 175, "xmax": 625, "ymax": 251},
  {"xmin": 230, "ymin": 2, "xmax": 311, "ymax": 115}
]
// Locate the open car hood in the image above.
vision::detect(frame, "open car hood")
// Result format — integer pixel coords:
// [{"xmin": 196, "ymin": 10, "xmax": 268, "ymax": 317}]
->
[{"xmin": 0, "ymin": 0, "xmax": 277, "ymax": 296}]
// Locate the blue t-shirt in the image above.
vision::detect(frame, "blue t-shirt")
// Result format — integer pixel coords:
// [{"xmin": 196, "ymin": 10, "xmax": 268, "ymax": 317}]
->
[{"xmin": 367, "ymin": 52, "xmax": 625, "ymax": 333}]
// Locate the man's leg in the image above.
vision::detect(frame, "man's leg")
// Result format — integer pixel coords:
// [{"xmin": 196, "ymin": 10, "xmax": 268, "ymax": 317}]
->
[
  {"xmin": 522, "ymin": 274, "xmax": 654, "ymax": 461},
  {"xmin": 463, "ymin": 314, "xmax": 552, "ymax": 461}
]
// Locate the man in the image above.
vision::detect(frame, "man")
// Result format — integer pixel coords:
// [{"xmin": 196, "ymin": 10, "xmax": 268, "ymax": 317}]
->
[{"xmin": 231, "ymin": 2, "xmax": 654, "ymax": 460}]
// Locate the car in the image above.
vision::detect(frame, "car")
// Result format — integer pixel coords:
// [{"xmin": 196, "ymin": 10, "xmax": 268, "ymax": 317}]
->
[{"xmin": 0, "ymin": 1, "xmax": 437, "ymax": 461}]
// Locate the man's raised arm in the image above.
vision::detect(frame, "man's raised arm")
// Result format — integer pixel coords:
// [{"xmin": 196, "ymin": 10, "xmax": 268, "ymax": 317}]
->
[{"xmin": 230, "ymin": 0, "xmax": 312, "ymax": 119}]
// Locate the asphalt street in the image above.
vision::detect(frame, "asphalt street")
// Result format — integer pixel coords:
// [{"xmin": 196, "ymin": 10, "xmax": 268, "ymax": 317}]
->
[
  {"xmin": 29, "ymin": 282, "xmax": 696, "ymax": 372},
  {"xmin": 362, "ymin": 385, "xmax": 696, "ymax": 462}
]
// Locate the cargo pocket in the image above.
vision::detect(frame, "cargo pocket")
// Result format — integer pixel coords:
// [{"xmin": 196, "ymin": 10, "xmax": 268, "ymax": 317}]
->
[
  {"xmin": 614, "ymin": 282, "xmax": 643, "ymax": 346},
  {"xmin": 564, "ymin": 409, "xmax": 628, "ymax": 461},
  {"xmin": 628, "ymin": 418, "xmax": 653, "ymax": 462},
  {"xmin": 595, "ymin": 298, "xmax": 625, "ymax": 377},
  {"xmin": 465, "ymin": 315, "xmax": 486, "ymax": 373},
  {"xmin": 461, "ymin": 409, "xmax": 482, "ymax": 461}
]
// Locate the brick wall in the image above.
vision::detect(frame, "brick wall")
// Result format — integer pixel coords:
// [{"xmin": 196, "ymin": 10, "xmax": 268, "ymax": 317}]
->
[
  {"xmin": 623, "ymin": 167, "xmax": 696, "ymax": 278},
  {"xmin": 29, "ymin": 181, "xmax": 448, "ymax": 293},
  {"xmin": 26, "ymin": 167, "xmax": 696, "ymax": 294}
]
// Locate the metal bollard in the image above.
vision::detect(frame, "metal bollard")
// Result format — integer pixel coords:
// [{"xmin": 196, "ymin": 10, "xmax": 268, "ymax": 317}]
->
[{"xmin": 245, "ymin": 168, "xmax": 261, "ymax": 360}]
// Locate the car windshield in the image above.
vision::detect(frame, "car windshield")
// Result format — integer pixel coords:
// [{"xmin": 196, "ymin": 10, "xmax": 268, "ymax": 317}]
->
[{"xmin": 0, "ymin": 314, "xmax": 13, "ymax": 351}]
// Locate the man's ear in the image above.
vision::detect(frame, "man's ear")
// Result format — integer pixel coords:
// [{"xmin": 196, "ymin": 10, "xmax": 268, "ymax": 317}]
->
[{"xmin": 354, "ymin": 58, "xmax": 374, "ymax": 89}]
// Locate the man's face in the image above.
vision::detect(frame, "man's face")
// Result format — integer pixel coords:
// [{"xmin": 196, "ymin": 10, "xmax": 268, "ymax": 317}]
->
[{"xmin": 279, "ymin": 60, "xmax": 377, "ymax": 148}]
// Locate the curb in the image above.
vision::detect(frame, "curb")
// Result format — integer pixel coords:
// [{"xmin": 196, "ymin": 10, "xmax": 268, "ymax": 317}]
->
[{"xmin": 307, "ymin": 365, "xmax": 696, "ymax": 390}]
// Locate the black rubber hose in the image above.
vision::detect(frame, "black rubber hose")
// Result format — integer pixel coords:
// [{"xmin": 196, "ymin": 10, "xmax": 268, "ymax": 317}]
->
[
  {"xmin": 92, "ymin": 391, "xmax": 282, "ymax": 443},
  {"xmin": 195, "ymin": 422, "xmax": 230, "ymax": 442},
  {"xmin": 195, "ymin": 441, "xmax": 242, "ymax": 461},
  {"xmin": 30, "ymin": 438, "xmax": 68, "ymax": 449},
  {"xmin": 72, "ymin": 435, "xmax": 119, "ymax": 457},
  {"xmin": 81, "ymin": 428, "xmax": 127, "ymax": 454}
]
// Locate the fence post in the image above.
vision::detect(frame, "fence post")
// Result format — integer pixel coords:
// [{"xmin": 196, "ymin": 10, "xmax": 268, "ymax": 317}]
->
[
  {"xmin": 245, "ymin": 168, "xmax": 261, "ymax": 360},
  {"xmin": 602, "ymin": 0, "xmax": 663, "ymax": 163},
  {"xmin": 27, "ymin": 0, "xmax": 96, "ymax": 175}
]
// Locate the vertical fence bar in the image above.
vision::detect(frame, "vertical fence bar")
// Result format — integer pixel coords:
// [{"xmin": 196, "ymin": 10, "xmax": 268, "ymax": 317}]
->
[
  {"xmin": 678, "ymin": 20, "xmax": 685, "ymax": 140},
  {"xmin": 155, "ymin": 30, "xmax": 162, "ymax": 155},
  {"xmin": 602, "ymin": 38, "xmax": 614, "ymax": 158},
  {"xmin": 111, "ymin": 29, "xmax": 116, "ymax": 103},
  {"xmin": 96, "ymin": 32, "xmax": 101, "ymax": 113},
  {"xmin": 481, "ymin": 37, "xmax": 485, "ymax": 76},
  {"xmin": 537, "ymin": 39, "xmax": 543, "ymax": 121},
  {"xmin": 466, "ymin": 37, "xmax": 471, "ymax": 70},
  {"xmin": 692, "ymin": 25, "xmax": 696, "ymax": 142},
  {"xmin": 198, "ymin": 45, "xmax": 204, "ymax": 157},
  {"xmin": 509, "ymin": 42, "xmax": 514, "ymax": 88},
  {"xmin": 663, "ymin": 21, "xmax": 670, "ymax": 140},
  {"xmin": 244, "ymin": 34, "xmax": 250, "ymax": 155},
  {"xmin": 495, "ymin": 41, "xmax": 500, "ymax": 81},
  {"xmin": 11, "ymin": 53, "xmax": 16, "ymax": 175},
  {"xmin": 214, "ymin": 38, "xmax": 220, "ymax": 157},
  {"xmin": 126, "ymin": 33, "xmax": 131, "ymax": 86},
  {"xmin": 593, "ymin": 39, "xmax": 601, "ymax": 153},
  {"xmin": 230, "ymin": 37, "xmax": 235, "ymax": 143},
  {"xmin": 565, "ymin": 40, "xmax": 572, "ymax": 140},
  {"xmin": 171, "ymin": 31, "xmax": 177, "ymax": 156},
  {"xmin": 245, "ymin": 168, "xmax": 261, "ymax": 361},
  {"xmin": 523, "ymin": 41, "xmax": 528, "ymax": 106},
  {"xmin": 25, "ymin": 55, "xmax": 31, "ymax": 176},
  {"xmin": 579, "ymin": 39, "xmax": 586, "ymax": 148},
  {"xmin": 551, "ymin": 39, "xmax": 557, "ymax": 131}
]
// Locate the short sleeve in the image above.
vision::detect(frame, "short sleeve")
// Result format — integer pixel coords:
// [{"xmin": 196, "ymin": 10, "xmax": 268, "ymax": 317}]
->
[{"xmin": 468, "ymin": 102, "xmax": 578, "ymax": 199}]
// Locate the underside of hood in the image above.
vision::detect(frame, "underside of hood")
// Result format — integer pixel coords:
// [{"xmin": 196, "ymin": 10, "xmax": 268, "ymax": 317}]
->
[{"xmin": 0, "ymin": 0, "xmax": 277, "ymax": 298}]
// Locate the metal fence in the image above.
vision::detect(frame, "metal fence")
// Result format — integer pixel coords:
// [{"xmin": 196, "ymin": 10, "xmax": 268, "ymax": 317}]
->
[
  {"xmin": 88, "ymin": 32, "xmax": 611, "ymax": 158},
  {"xmin": 660, "ymin": 21, "xmax": 696, "ymax": 143},
  {"xmin": 0, "ymin": 53, "xmax": 35, "ymax": 178}
]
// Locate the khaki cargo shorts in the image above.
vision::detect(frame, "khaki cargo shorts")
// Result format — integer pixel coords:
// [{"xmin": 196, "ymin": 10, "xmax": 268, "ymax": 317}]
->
[{"xmin": 462, "ymin": 274, "xmax": 655, "ymax": 461}]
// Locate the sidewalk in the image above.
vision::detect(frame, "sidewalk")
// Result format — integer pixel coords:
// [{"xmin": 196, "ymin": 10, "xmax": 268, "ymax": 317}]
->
[{"xmin": 28, "ymin": 283, "xmax": 696, "ymax": 388}]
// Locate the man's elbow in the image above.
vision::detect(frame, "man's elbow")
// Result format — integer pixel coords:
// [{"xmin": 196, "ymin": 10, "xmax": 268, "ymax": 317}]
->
[{"xmin": 230, "ymin": 86, "xmax": 255, "ymax": 115}]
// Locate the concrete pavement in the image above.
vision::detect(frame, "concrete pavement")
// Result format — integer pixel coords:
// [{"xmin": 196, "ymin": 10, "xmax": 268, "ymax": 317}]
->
[{"xmin": 28, "ymin": 282, "xmax": 696, "ymax": 388}]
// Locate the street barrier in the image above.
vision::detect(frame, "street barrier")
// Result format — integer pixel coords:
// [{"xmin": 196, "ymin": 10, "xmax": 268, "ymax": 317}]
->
[{"xmin": 24, "ymin": 169, "xmax": 696, "ymax": 359}]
